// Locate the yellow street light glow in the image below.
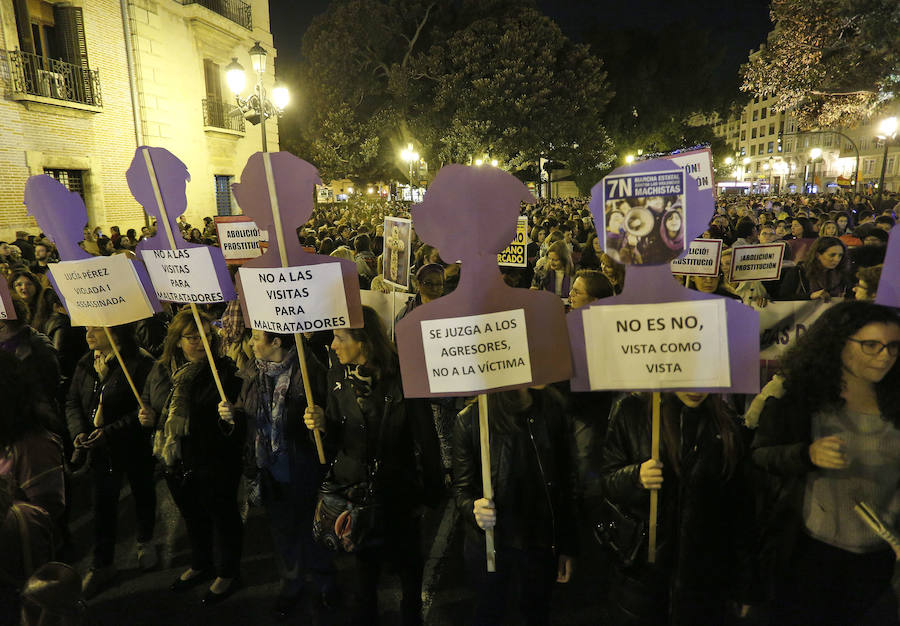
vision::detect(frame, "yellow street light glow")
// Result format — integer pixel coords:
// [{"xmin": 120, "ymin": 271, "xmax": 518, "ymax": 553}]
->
[
  {"xmin": 625, "ymin": 154, "xmax": 635, "ymax": 164},
  {"xmin": 475, "ymin": 159, "xmax": 483, "ymax": 166},
  {"xmin": 879, "ymin": 116, "xmax": 898, "ymax": 138},
  {"xmin": 491, "ymin": 159, "xmax": 498, "ymax": 167},
  {"xmin": 367, "ymin": 187, "xmax": 374, "ymax": 194},
  {"xmin": 724, "ymin": 157, "xmax": 734, "ymax": 166},
  {"xmin": 347, "ymin": 187, "xmax": 354, "ymax": 194},
  {"xmin": 809, "ymin": 147, "xmax": 822, "ymax": 160}
]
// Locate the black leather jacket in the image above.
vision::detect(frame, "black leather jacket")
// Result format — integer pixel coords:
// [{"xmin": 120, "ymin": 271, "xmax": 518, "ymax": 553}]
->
[{"xmin": 452, "ymin": 388, "xmax": 579, "ymax": 556}]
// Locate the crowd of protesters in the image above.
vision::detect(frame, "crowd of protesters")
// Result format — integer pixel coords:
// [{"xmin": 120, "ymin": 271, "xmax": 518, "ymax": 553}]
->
[{"xmin": 0, "ymin": 187, "xmax": 898, "ymax": 625}]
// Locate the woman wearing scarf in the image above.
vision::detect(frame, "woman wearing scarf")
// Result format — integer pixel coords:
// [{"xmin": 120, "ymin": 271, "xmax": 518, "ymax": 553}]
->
[
  {"xmin": 220, "ymin": 330, "xmax": 331, "ymax": 619},
  {"xmin": 65, "ymin": 324, "xmax": 155, "ymax": 598},
  {"xmin": 303, "ymin": 306, "xmax": 443, "ymax": 626},
  {"xmin": 138, "ymin": 309, "xmax": 243, "ymax": 606}
]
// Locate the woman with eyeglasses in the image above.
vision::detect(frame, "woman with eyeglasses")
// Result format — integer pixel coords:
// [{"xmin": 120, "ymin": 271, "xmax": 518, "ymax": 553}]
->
[
  {"xmin": 139, "ymin": 308, "xmax": 243, "ymax": 605},
  {"xmin": 753, "ymin": 301, "xmax": 900, "ymax": 625}
]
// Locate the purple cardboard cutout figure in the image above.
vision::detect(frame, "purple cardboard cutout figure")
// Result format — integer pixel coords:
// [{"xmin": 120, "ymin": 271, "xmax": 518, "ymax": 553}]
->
[
  {"xmin": 395, "ymin": 165, "xmax": 572, "ymax": 398},
  {"xmin": 568, "ymin": 157, "xmax": 760, "ymax": 394},
  {"xmin": 128, "ymin": 146, "xmax": 236, "ymax": 301},
  {"xmin": 23, "ymin": 175, "xmax": 161, "ymax": 317},
  {"xmin": 875, "ymin": 226, "xmax": 899, "ymax": 308},
  {"xmin": 231, "ymin": 152, "xmax": 363, "ymax": 328},
  {"xmin": 0, "ymin": 279, "xmax": 16, "ymax": 320}
]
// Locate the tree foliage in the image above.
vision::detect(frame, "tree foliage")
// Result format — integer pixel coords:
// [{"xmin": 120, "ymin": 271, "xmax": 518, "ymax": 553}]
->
[
  {"xmin": 741, "ymin": 0, "xmax": 900, "ymax": 128},
  {"xmin": 281, "ymin": 0, "xmax": 614, "ymax": 191}
]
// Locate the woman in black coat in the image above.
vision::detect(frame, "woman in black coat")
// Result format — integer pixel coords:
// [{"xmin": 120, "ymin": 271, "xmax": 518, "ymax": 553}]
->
[
  {"xmin": 453, "ymin": 386, "xmax": 578, "ymax": 626},
  {"xmin": 599, "ymin": 392, "xmax": 760, "ymax": 625},
  {"xmin": 139, "ymin": 308, "xmax": 243, "ymax": 605},
  {"xmin": 304, "ymin": 306, "xmax": 443, "ymax": 626},
  {"xmin": 65, "ymin": 323, "xmax": 155, "ymax": 598}
]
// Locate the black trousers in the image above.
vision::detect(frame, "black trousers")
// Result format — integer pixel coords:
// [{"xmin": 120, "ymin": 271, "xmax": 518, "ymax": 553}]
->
[
  {"xmin": 91, "ymin": 445, "xmax": 156, "ymax": 567},
  {"xmin": 354, "ymin": 514, "xmax": 423, "ymax": 626},
  {"xmin": 463, "ymin": 535, "xmax": 557, "ymax": 626},
  {"xmin": 166, "ymin": 468, "xmax": 243, "ymax": 578},
  {"xmin": 775, "ymin": 533, "xmax": 899, "ymax": 626}
]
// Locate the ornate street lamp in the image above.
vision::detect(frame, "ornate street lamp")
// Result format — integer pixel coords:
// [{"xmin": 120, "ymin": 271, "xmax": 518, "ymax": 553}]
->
[
  {"xmin": 226, "ymin": 42, "xmax": 289, "ymax": 152},
  {"xmin": 808, "ymin": 147, "xmax": 823, "ymax": 195},
  {"xmin": 400, "ymin": 143, "xmax": 419, "ymax": 200}
]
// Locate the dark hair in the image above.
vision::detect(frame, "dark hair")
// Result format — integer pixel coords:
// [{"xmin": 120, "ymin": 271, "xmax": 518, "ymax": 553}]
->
[
  {"xmin": 661, "ymin": 393, "xmax": 741, "ymax": 479},
  {"xmin": 574, "ymin": 269, "xmax": 614, "ymax": 300},
  {"xmin": 342, "ymin": 305, "xmax": 398, "ymax": 381},
  {"xmin": 262, "ymin": 331, "xmax": 296, "ymax": 350},
  {"xmin": 104, "ymin": 322, "xmax": 139, "ymax": 357},
  {"xmin": 734, "ymin": 216, "xmax": 756, "ymax": 239},
  {"xmin": 353, "ymin": 234, "xmax": 371, "ymax": 253},
  {"xmin": 0, "ymin": 351, "xmax": 40, "ymax": 447},
  {"xmin": 484, "ymin": 386, "xmax": 566, "ymax": 435},
  {"xmin": 855, "ymin": 264, "xmax": 883, "ymax": 296},
  {"xmin": 802, "ymin": 236, "xmax": 850, "ymax": 286},
  {"xmin": 780, "ymin": 301, "xmax": 900, "ymax": 425},
  {"xmin": 875, "ymin": 215, "xmax": 896, "ymax": 228},
  {"xmin": 8, "ymin": 269, "xmax": 48, "ymax": 330}
]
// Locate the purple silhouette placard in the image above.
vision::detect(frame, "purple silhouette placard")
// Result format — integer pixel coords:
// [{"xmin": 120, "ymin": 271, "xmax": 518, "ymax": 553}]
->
[
  {"xmin": 127, "ymin": 147, "xmax": 236, "ymax": 305},
  {"xmin": 395, "ymin": 165, "xmax": 572, "ymax": 398},
  {"xmin": 568, "ymin": 157, "xmax": 759, "ymax": 393},
  {"xmin": 875, "ymin": 226, "xmax": 899, "ymax": 308},
  {"xmin": 0, "ymin": 279, "xmax": 16, "ymax": 320},
  {"xmin": 23, "ymin": 175, "xmax": 160, "ymax": 326},
  {"xmin": 232, "ymin": 152, "xmax": 363, "ymax": 332}
]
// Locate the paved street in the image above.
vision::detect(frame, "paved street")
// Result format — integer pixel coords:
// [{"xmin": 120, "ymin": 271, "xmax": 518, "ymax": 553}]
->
[{"xmin": 65, "ymin": 474, "xmax": 611, "ymax": 625}]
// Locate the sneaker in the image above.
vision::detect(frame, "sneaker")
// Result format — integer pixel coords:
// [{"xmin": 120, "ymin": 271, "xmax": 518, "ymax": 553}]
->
[
  {"xmin": 82, "ymin": 565, "xmax": 117, "ymax": 599},
  {"xmin": 137, "ymin": 542, "xmax": 158, "ymax": 571}
]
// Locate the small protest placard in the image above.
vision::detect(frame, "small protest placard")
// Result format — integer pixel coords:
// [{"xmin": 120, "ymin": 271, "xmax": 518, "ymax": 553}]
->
[
  {"xmin": 239, "ymin": 263, "xmax": 351, "ymax": 333},
  {"xmin": 664, "ymin": 148, "xmax": 715, "ymax": 199},
  {"xmin": 383, "ymin": 216, "xmax": 412, "ymax": 289},
  {"xmin": 585, "ymin": 299, "xmax": 730, "ymax": 390},
  {"xmin": 498, "ymin": 216, "xmax": 528, "ymax": 267},
  {"xmin": 140, "ymin": 247, "xmax": 227, "ymax": 304},
  {"xmin": 729, "ymin": 243, "xmax": 785, "ymax": 281},
  {"xmin": 0, "ymin": 280, "xmax": 14, "ymax": 320},
  {"xmin": 51, "ymin": 254, "xmax": 156, "ymax": 326},
  {"xmin": 670, "ymin": 239, "xmax": 722, "ymax": 276},
  {"xmin": 215, "ymin": 216, "xmax": 268, "ymax": 262},
  {"xmin": 421, "ymin": 309, "xmax": 532, "ymax": 393}
]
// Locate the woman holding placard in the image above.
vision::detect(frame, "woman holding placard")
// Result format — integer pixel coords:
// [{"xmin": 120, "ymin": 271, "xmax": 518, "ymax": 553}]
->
[
  {"xmin": 453, "ymin": 386, "xmax": 579, "ymax": 626},
  {"xmin": 753, "ymin": 302, "xmax": 900, "ymax": 625},
  {"xmin": 303, "ymin": 306, "xmax": 442, "ymax": 626},
  {"xmin": 140, "ymin": 309, "xmax": 244, "ymax": 605},
  {"xmin": 66, "ymin": 323, "xmax": 156, "ymax": 598},
  {"xmin": 598, "ymin": 392, "xmax": 759, "ymax": 625}
]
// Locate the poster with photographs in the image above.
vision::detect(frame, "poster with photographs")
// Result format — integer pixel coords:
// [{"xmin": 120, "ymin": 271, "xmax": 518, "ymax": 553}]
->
[
  {"xmin": 601, "ymin": 168, "xmax": 686, "ymax": 265},
  {"xmin": 383, "ymin": 216, "xmax": 412, "ymax": 290}
]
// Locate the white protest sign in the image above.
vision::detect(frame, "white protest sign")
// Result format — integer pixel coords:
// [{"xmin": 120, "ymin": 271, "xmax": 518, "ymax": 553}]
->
[
  {"xmin": 498, "ymin": 216, "xmax": 528, "ymax": 267},
  {"xmin": 215, "ymin": 216, "xmax": 268, "ymax": 262},
  {"xmin": 421, "ymin": 309, "xmax": 532, "ymax": 393},
  {"xmin": 665, "ymin": 150, "xmax": 714, "ymax": 193},
  {"xmin": 239, "ymin": 263, "xmax": 350, "ymax": 333},
  {"xmin": 51, "ymin": 255, "xmax": 155, "ymax": 326},
  {"xmin": 670, "ymin": 239, "xmax": 722, "ymax": 276},
  {"xmin": 140, "ymin": 247, "xmax": 225, "ymax": 304},
  {"xmin": 585, "ymin": 300, "xmax": 730, "ymax": 390},
  {"xmin": 0, "ymin": 299, "xmax": 7, "ymax": 320},
  {"xmin": 729, "ymin": 243, "xmax": 786, "ymax": 281}
]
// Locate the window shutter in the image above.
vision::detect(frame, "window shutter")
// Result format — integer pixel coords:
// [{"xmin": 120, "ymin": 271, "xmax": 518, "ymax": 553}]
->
[
  {"xmin": 53, "ymin": 5, "xmax": 93, "ymax": 104},
  {"xmin": 13, "ymin": 0, "xmax": 35, "ymax": 54},
  {"xmin": 203, "ymin": 59, "xmax": 222, "ymax": 102}
]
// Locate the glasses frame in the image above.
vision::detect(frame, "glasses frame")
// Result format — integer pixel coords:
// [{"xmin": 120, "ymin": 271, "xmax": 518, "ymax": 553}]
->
[{"xmin": 847, "ymin": 338, "xmax": 900, "ymax": 357}]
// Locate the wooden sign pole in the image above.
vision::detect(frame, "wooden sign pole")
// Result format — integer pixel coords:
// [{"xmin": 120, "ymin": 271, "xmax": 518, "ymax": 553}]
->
[
  {"xmin": 478, "ymin": 393, "xmax": 496, "ymax": 573},
  {"xmin": 263, "ymin": 153, "xmax": 326, "ymax": 464},
  {"xmin": 648, "ymin": 391, "xmax": 661, "ymax": 563},
  {"xmin": 103, "ymin": 326, "xmax": 146, "ymax": 410},
  {"xmin": 141, "ymin": 149, "xmax": 226, "ymax": 402}
]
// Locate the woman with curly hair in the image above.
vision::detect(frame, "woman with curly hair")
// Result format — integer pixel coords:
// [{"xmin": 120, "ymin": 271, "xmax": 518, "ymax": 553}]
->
[
  {"xmin": 776, "ymin": 236, "xmax": 851, "ymax": 301},
  {"xmin": 753, "ymin": 301, "xmax": 900, "ymax": 625}
]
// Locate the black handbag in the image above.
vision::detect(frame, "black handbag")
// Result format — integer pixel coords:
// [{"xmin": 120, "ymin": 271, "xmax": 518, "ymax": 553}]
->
[
  {"xmin": 312, "ymin": 394, "xmax": 392, "ymax": 553},
  {"xmin": 594, "ymin": 497, "xmax": 648, "ymax": 567}
]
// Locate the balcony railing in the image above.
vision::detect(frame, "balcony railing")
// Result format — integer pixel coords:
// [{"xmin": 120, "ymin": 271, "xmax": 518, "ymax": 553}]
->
[
  {"xmin": 181, "ymin": 0, "xmax": 252, "ymax": 30},
  {"xmin": 8, "ymin": 50, "xmax": 102, "ymax": 107},
  {"xmin": 203, "ymin": 98, "xmax": 245, "ymax": 133}
]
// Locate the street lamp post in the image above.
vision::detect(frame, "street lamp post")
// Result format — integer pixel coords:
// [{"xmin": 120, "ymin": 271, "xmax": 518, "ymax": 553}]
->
[
  {"xmin": 226, "ymin": 42, "xmax": 289, "ymax": 152},
  {"xmin": 876, "ymin": 116, "xmax": 898, "ymax": 205},
  {"xmin": 400, "ymin": 143, "xmax": 419, "ymax": 201},
  {"xmin": 724, "ymin": 156, "xmax": 734, "ymax": 187}
]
